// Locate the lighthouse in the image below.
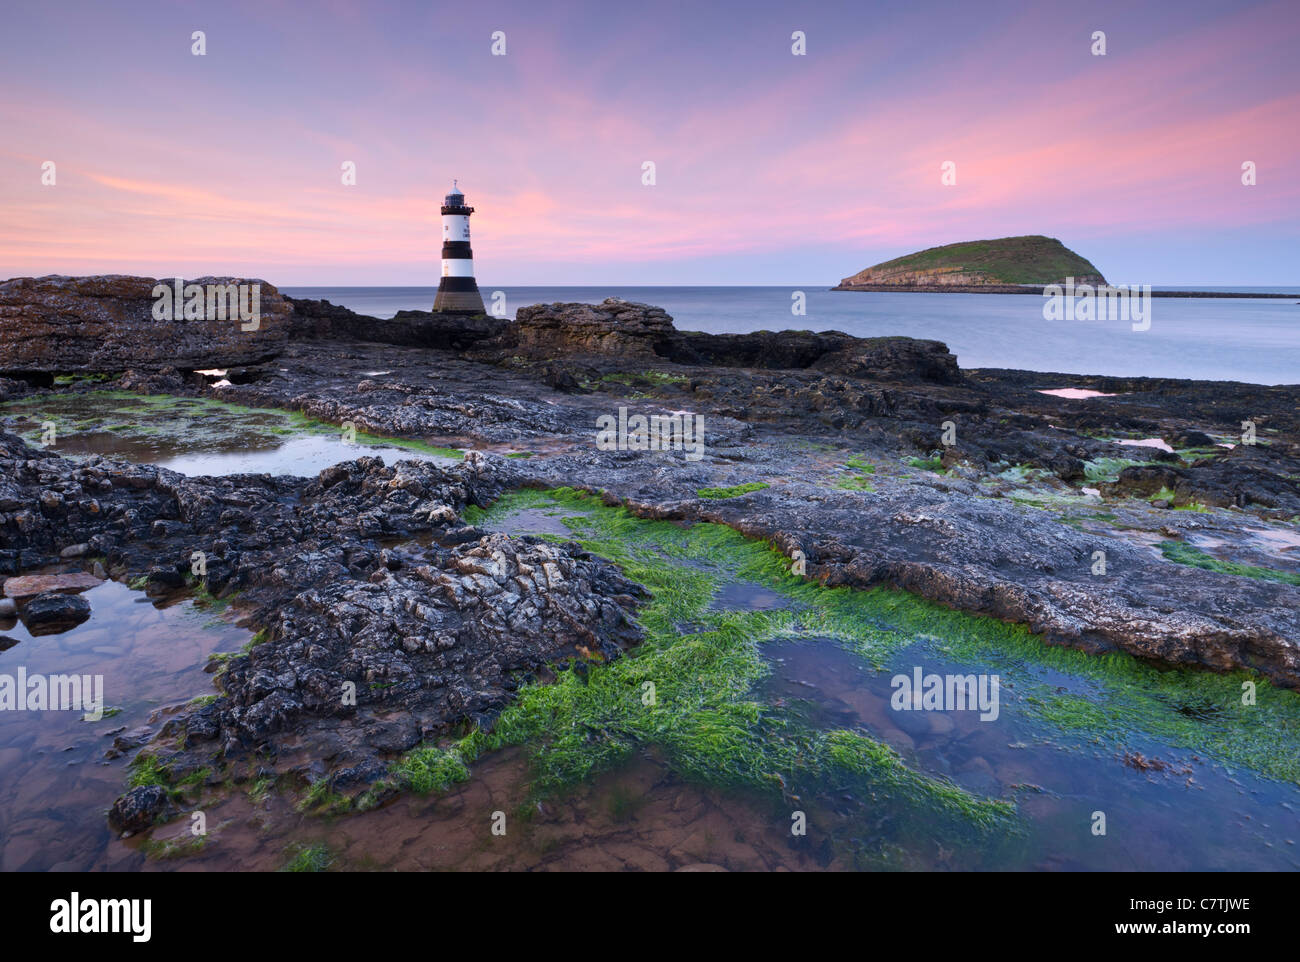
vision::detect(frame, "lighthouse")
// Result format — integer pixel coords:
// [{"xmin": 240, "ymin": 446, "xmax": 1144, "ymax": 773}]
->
[{"xmin": 432, "ymin": 180, "xmax": 486, "ymax": 314}]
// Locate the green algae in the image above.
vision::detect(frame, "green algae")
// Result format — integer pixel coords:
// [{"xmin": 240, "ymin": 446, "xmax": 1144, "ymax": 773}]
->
[
  {"xmin": 127, "ymin": 754, "xmax": 172, "ymax": 790},
  {"xmin": 995, "ymin": 463, "xmax": 1047, "ymax": 483},
  {"xmin": 835, "ymin": 456, "xmax": 877, "ymax": 490},
  {"xmin": 248, "ymin": 777, "xmax": 275, "ymax": 802},
  {"xmin": 141, "ymin": 835, "xmax": 209, "ymax": 860},
  {"xmin": 598, "ymin": 371, "xmax": 688, "ymax": 389},
  {"xmin": 403, "ymin": 487, "xmax": 1016, "ymax": 851},
  {"xmin": 1082, "ymin": 457, "xmax": 1141, "ymax": 483},
  {"xmin": 907, "ymin": 456, "xmax": 944, "ymax": 472},
  {"xmin": 391, "ymin": 745, "xmax": 470, "ymax": 794},
  {"xmin": 0, "ymin": 389, "xmax": 464, "ymax": 462},
  {"xmin": 351, "ymin": 434, "xmax": 462, "ymax": 460},
  {"xmin": 442, "ymin": 487, "xmax": 1300, "ymax": 792},
  {"xmin": 697, "ymin": 481, "xmax": 769, "ymax": 499},
  {"xmin": 1159, "ymin": 540, "xmax": 1300, "ymax": 587},
  {"xmin": 296, "ymin": 778, "xmax": 349, "ymax": 816},
  {"xmin": 281, "ymin": 843, "xmax": 333, "ymax": 872},
  {"xmin": 932, "ymin": 619, "xmax": 1300, "ymax": 784}
]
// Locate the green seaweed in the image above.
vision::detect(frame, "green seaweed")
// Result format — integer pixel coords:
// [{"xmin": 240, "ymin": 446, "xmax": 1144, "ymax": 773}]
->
[
  {"xmin": 0, "ymin": 389, "xmax": 464, "ymax": 463},
  {"xmin": 907, "ymin": 456, "xmax": 944, "ymax": 472},
  {"xmin": 697, "ymin": 481, "xmax": 769, "ymax": 499},
  {"xmin": 1159, "ymin": 540, "xmax": 1300, "ymax": 587},
  {"xmin": 141, "ymin": 835, "xmax": 208, "ymax": 860},
  {"xmin": 399, "ymin": 487, "xmax": 1015, "ymax": 852},
  {"xmin": 281, "ymin": 843, "xmax": 333, "ymax": 872},
  {"xmin": 296, "ymin": 778, "xmax": 349, "ymax": 815},
  {"xmin": 834, "ymin": 474, "xmax": 875, "ymax": 491},
  {"xmin": 390, "ymin": 745, "xmax": 470, "ymax": 794},
  {"xmin": 441, "ymin": 487, "xmax": 1300, "ymax": 791},
  {"xmin": 1081, "ymin": 457, "xmax": 1141, "ymax": 483},
  {"xmin": 127, "ymin": 754, "xmax": 172, "ymax": 790},
  {"xmin": 599, "ymin": 371, "xmax": 688, "ymax": 388}
]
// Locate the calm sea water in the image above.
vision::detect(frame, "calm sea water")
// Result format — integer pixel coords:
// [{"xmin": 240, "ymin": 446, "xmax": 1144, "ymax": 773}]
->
[{"xmin": 283, "ymin": 286, "xmax": 1300, "ymax": 385}]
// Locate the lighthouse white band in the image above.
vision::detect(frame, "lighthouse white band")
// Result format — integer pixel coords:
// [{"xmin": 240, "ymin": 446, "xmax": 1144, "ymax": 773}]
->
[
  {"xmin": 441, "ymin": 259, "xmax": 476, "ymax": 277},
  {"xmin": 442, "ymin": 214, "xmax": 470, "ymax": 241}
]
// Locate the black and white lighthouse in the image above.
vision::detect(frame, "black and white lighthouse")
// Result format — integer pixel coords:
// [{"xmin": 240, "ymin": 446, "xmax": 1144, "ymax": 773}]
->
[{"xmin": 432, "ymin": 180, "xmax": 486, "ymax": 314}]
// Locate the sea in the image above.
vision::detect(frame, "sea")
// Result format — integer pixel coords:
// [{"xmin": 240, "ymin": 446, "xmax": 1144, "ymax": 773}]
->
[{"xmin": 281, "ymin": 286, "xmax": 1300, "ymax": 385}]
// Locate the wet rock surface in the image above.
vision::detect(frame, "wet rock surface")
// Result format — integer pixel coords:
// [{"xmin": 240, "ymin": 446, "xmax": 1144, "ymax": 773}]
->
[
  {"xmin": 0, "ymin": 275, "xmax": 292, "ymax": 375},
  {"xmin": 286, "ymin": 296, "xmax": 506, "ymax": 349},
  {"xmin": 108, "ymin": 785, "xmax": 171, "ymax": 836},
  {"xmin": 19, "ymin": 590, "xmax": 92, "ymax": 634},
  {"xmin": 506, "ymin": 298, "xmax": 676, "ymax": 358},
  {"xmin": 0, "ymin": 426, "xmax": 645, "ymax": 805},
  {"xmin": 209, "ymin": 531, "xmax": 645, "ymax": 756},
  {"xmin": 1, "ymin": 295, "xmax": 1297, "ymax": 830}
]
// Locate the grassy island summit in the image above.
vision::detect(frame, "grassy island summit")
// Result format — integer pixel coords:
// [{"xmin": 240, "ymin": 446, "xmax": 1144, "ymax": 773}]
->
[{"xmin": 835, "ymin": 235, "xmax": 1108, "ymax": 290}]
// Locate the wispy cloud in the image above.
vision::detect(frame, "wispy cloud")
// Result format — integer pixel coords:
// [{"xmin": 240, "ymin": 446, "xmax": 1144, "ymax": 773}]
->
[{"xmin": 0, "ymin": 0, "xmax": 1295, "ymax": 283}]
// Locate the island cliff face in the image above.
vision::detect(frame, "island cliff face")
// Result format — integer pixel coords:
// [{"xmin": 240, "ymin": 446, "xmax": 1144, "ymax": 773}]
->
[{"xmin": 836, "ymin": 235, "xmax": 1107, "ymax": 290}]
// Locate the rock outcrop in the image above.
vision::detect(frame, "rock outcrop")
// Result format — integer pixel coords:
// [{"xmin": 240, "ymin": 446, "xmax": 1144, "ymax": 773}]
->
[
  {"xmin": 0, "ymin": 275, "xmax": 291, "ymax": 375},
  {"xmin": 235, "ymin": 292, "xmax": 960, "ymax": 386},
  {"xmin": 508, "ymin": 298, "xmax": 676, "ymax": 358},
  {"xmin": 666, "ymin": 330, "xmax": 962, "ymax": 384},
  {"xmin": 0, "ymin": 429, "xmax": 646, "ymax": 802},
  {"xmin": 476, "ymin": 298, "xmax": 962, "ymax": 384},
  {"xmin": 286, "ymin": 297, "xmax": 505, "ymax": 349}
]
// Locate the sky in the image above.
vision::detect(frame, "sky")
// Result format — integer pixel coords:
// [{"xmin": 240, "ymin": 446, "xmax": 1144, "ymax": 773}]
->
[{"xmin": 1, "ymin": 0, "xmax": 1297, "ymax": 286}]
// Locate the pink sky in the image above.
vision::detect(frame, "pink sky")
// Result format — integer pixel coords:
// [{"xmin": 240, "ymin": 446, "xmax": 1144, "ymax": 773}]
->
[{"xmin": 1, "ymin": 0, "xmax": 1296, "ymax": 285}]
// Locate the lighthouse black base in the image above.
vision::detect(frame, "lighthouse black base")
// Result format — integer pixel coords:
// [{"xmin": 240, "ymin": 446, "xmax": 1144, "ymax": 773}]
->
[{"xmin": 433, "ymin": 276, "xmax": 485, "ymax": 314}]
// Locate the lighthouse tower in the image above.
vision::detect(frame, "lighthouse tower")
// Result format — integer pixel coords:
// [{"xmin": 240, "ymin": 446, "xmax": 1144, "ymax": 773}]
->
[{"xmin": 432, "ymin": 180, "xmax": 486, "ymax": 314}]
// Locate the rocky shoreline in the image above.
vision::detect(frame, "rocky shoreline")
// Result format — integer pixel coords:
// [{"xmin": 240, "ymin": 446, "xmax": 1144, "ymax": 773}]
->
[{"xmin": 1, "ymin": 284, "xmax": 1298, "ymax": 841}]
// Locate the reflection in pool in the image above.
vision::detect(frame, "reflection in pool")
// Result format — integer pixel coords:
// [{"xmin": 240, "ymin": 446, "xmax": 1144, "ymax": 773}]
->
[
  {"xmin": 0, "ymin": 390, "xmax": 461, "ymax": 477},
  {"xmin": 0, "ymin": 577, "xmax": 250, "ymax": 870}
]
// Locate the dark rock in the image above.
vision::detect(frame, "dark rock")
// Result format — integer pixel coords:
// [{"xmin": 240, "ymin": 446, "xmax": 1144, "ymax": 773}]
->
[
  {"xmin": 0, "ymin": 376, "xmax": 30, "ymax": 402},
  {"xmin": 1, "ymin": 288, "xmax": 1297, "ymax": 820},
  {"xmin": 1101, "ymin": 464, "xmax": 1185, "ymax": 499},
  {"xmin": 145, "ymin": 565, "xmax": 185, "ymax": 590},
  {"xmin": 1169, "ymin": 429, "xmax": 1217, "ymax": 449},
  {"xmin": 0, "ymin": 275, "xmax": 292, "ymax": 375},
  {"xmin": 508, "ymin": 298, "xmax": 675, "ymax": 358},
  {"xmin": 19, "ymin": 591, "xmax": 91, "ymax": 635},
  {"xmin": 483, "ymin": 299, "xmax": 962, "ymax": 384},
  {"xmin": 286, "ymin": 297, "xmax": 505, "ymax": 349},
  {"xmin": 119, "ymin": 367, "xmax": 188, "ymax": 393},
  {"xmin": 107, "ymin": 785, "xmax": 170, "ymax": 836}
]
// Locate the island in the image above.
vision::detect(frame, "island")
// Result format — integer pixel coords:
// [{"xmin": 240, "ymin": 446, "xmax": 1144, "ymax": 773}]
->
[{"xmin": 833, "ymin": 235, "xmax": 1295, "ymax": 297}]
